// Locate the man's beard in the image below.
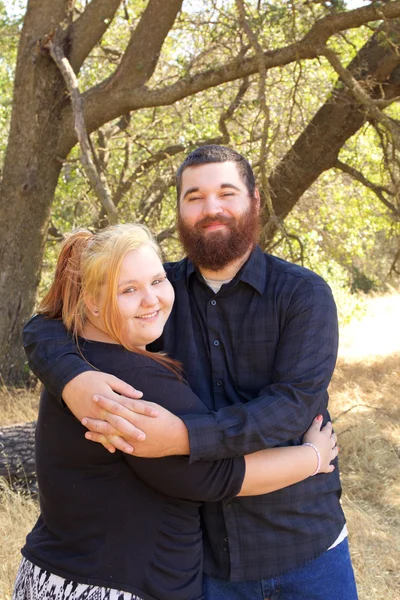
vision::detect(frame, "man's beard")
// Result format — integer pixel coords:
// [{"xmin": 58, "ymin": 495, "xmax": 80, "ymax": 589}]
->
[{"xmin": 177, "ymin": 206, "xmax": 260, "ymax": 271}]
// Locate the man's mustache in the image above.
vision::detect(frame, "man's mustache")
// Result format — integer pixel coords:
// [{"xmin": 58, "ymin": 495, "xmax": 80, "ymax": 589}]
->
[{"xmin": 195, "ymin": 215, "xmax": 235, "ymax": 229}]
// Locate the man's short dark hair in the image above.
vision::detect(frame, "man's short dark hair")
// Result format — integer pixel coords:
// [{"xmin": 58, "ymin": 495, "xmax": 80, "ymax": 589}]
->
[{"xmin": 176, "ymin": 145, "xmax": 256, "ymax": 201}]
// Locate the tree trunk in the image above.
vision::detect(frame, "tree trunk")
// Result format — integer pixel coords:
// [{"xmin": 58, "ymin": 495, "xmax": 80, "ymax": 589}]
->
[
  {"xmin": 0, "ymin": 421, "xmax": 37, "ymax": 495},
  {"xmin": 0, "ymin": 3, "xmax": 71, "ymax": 384}
]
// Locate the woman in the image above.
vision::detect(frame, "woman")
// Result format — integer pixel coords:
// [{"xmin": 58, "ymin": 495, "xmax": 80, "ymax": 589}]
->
[{"xmin": 14, "ymin": 224, "xmax": 338, "ymax": 600}]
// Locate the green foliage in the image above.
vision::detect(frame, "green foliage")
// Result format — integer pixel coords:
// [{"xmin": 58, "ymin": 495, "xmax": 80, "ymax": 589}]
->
[{"xmin": 2, "ymin": 0, "xmax": 399, "ymax": 301}]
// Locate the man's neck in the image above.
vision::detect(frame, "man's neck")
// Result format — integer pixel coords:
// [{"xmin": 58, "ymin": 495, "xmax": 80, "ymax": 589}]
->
[{"xmin": 199, "ymin": 246, "xmax": 253, "ymax": 281}]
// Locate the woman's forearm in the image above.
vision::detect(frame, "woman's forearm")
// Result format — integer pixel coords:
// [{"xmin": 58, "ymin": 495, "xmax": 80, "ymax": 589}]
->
[{"xmin": 238, "ymin": 445, "xmax": 318, "ymax": 496}]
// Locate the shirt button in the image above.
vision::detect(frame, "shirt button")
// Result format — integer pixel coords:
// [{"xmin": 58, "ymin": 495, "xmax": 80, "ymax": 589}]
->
[
  {"xmin": 224, "ymin": 537, "xmax": 228, "ymax": 542},
  {"xmin": 226, "ymin": 503, "xmax": 232, "ymax": 508},
  {"xmin": 213, "ymin": 340, "xmax": 220, "ymax": 346},
  {"xmin": 210, "ymin": 299, "xmax": 217, "ymax": 306},
  {"xmin": 223, "ymin": 546, "xmax": 228, "ymax": 552},
  {"xmin": 216, "ymin": 379, "xmax": 222, "ymax": 387}
]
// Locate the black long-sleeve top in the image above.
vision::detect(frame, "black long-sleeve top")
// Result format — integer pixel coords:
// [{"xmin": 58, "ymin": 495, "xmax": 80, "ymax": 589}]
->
[{"xmin": 22, "ymin": 340, "xmax": 245, "ymax": 600}]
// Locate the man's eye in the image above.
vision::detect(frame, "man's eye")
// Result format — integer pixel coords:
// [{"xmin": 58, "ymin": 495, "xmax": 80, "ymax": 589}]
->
[
  {"xmin": 187, "ymin": 196, "xmax": 202, "ymax": 202},
  {"xmin": 221, "ymin": 192, "xmax": 234, "ymax": 197}
]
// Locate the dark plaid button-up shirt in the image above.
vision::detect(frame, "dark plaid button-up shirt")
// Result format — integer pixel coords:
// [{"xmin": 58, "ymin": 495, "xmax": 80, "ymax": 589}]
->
[{"xmin": 24, "ymin": 245, "xmax": 345, "ymax": 581}]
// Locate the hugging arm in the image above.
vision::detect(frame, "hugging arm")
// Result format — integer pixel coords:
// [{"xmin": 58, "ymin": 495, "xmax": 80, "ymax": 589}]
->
[
  {"xmin": 23, "ymin": 314, "xmax": 155, "ymax": 452},
  {"xmin": 23, "ymin": 315, "xmax": 92, "ymax": 401},
  {"xmin": 182, "ymin": 281, "xmax": 339, "ymax": 462},
  {"xmin": 116, "ymin": 368, "xmax": 337, "ymax": 500}
]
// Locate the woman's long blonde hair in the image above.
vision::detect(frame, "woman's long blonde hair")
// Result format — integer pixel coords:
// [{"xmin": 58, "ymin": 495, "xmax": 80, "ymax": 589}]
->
[{"xmin": 38, "ymin": 223, "xmax": 180, "ymax": 374}]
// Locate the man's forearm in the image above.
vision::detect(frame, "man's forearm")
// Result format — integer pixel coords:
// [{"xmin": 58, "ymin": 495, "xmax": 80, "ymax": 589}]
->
[{"xmin": 23, "ymin": 314, "xmax": 90, "ymax": 400}]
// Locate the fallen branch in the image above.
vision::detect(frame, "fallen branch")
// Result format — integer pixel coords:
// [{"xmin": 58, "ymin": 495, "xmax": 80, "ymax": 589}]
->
[{"xmin": 0, "ymin": 421, "xmax": 37, "ymax": 495}]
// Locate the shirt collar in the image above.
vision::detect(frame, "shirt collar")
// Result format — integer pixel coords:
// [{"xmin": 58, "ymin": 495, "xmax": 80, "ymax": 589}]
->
[{"xmin": 185, "ymin": 245, "xmax": 266, "ymax": 295}]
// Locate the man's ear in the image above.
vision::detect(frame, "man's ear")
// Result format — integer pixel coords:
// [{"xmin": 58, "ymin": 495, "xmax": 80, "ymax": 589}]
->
[{"xmin": 84, "ymin": 293, "xmax": 99, "ymax": 317}]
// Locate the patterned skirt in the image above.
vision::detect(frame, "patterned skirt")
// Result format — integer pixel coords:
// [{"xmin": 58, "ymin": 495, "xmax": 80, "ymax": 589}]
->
[{"xmin": 13, "ymin": 557, "xmax": 145, "ymax": 600}]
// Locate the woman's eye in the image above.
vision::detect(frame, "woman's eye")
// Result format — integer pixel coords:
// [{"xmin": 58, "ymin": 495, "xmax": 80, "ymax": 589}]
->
[
  {"xmin": 152, "ymin": 277, "xmax": 166, "ymax": 286},
  {"xmin": 123, "ymin": 287, "xmax": 136, "ymax": 293}
]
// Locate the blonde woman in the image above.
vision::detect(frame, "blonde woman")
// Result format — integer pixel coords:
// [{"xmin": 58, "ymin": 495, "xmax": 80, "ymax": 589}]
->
[{"xmin": 14, "ymin": 224, "xmax": 337, "ymax": 600}]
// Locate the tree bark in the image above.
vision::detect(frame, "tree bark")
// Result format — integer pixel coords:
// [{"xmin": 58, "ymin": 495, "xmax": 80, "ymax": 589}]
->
[
  {"xmin": 0, "ymin": 421, "xmax": 37, "ymax": 494},
  {"xmin": 0, "ymin": 3, "xmax": 73, "ymax": 383}
]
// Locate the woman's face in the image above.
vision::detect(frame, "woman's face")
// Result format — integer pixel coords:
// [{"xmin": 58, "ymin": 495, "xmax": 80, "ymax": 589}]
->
[{"xmin": 99, "ymin": 245, "xmax": 174, "ymax": 349}]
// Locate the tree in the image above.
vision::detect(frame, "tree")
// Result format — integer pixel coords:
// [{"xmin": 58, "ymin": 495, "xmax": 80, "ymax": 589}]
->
[{"xmin": 1, "ymin": 0, "xmax": 400, "ymax": 383}]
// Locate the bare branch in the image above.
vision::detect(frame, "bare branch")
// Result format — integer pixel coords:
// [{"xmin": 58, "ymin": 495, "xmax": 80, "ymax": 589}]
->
[
  {"xmin": 236, "ymin": 0, "xmax": 274, "ymax": 221},
  {"xmin": 335, "ymin": 159, "xmax": 399, "ymax": 216},
  {"xmin": 388, "ymin": 248, "xmax": 400, "ymax": 277},
  {"xmin": 45, "ymin": 40, "xmax": 118, "ymax": 224},
  {"xmin": 218, "ymin": 77, "xmax": 250, "ymax": 142},
  {"xmin": 69, "ymin": 0, "xmax": 123, "ymax": 73},
  {"xmin": 112, "ymin": 144, "xmax": 186, "ymax": 209},
  {"xmin": 156, "ymin": 226, "xmax": 176, "ymax": 244}
]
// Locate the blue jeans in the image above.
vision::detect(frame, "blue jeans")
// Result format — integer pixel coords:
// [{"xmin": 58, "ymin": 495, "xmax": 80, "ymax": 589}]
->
[{"xmin": 203, "ymin": 538, "xmax": 358, "ymax": 600}]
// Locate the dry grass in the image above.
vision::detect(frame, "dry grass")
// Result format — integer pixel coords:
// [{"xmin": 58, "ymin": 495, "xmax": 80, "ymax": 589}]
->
[
  {"xmin": 0, "ymin": 384, "xmax": 39, "ymax": 426},
  {"xmin": 0, "ymin": 294, "xmax": 399, "ymax": 599},
  {"xmin": 0, "ymin": 482, "xmax": 39, "ymax": 599}
]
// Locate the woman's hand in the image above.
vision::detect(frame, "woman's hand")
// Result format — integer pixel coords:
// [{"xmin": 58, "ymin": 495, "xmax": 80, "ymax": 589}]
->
[{"xmin": 303, "ymin": 416, "xmax": 338, "ymax": 474}]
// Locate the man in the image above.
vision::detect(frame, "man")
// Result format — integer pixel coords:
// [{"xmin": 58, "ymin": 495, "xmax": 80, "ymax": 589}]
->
[{"xmin": 24, "ymin": 145, "xmax": 358, "ymax": 599}]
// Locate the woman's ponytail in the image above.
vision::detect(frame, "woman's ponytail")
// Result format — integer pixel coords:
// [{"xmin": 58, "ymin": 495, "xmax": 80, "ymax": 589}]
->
[{"xmin": 38, "ymin": 230, "xmax": 92, "ymax": 335}]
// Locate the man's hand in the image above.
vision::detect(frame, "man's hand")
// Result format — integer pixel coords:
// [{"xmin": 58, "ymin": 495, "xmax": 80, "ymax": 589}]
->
[
  {"xmin": 82, "ymin": 395, "xmax": 190, "ymax": 458},
  {"xmin": 62, "ymin": 371, "xmax": 157, "ymax": 453}
]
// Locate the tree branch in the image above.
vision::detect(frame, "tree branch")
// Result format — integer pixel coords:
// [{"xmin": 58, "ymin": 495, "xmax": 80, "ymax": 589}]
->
[
  {"xmin": 335, "ymin": 159, "xmax": 399, "ymax": 216},
  {"xmin": 68, "ymin": 0, "xmax": 123, "ymax": 73},
  {"xmin": 58, "ymin": 1, "xmax": 400, "ymax": 156},
  {"xmin": 320, "ymin": 44, "xmax": 400, "ymax": 151},
  {"xmin": 45, "ymin": 40, "xmax": 118, "ymax": 224},
  {"xmin": 110, "ymin": 0, "xmax": 183, "ymax": 89},
  {"xmin": 236, "ymin": 0, "xmax": 275, "ymax": 227}
]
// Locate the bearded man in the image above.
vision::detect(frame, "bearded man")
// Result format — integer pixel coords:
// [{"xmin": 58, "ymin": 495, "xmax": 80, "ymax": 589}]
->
[{"xmin": 24, "ymin": 145, "xmax": 358, "ymax": 600}]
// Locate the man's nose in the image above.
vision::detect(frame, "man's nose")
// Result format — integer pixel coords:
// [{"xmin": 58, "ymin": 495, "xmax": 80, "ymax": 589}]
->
[{"xmin": 202, "ymin": 195, "xmax": 223, "ymax": 216}]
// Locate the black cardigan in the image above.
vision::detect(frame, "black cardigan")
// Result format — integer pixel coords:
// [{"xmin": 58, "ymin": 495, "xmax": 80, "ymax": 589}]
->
[{"xmin": 22, "ymin": 340, "xmax": 245, "ymax": 600}]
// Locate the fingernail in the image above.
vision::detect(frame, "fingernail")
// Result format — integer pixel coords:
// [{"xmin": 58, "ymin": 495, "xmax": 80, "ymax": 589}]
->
[
  {"xmin": 82, "ymin": 418, "xmax": 88, "ymax": 426},
  {"xmin": 93, "ymin": 396, "xmax": 99, "ymax": 402},
  {"xmin": 137, "ymin": 433, "xmax": 146, "ymax": 441},
  {"xmin": 316, "ymin": 415, "xmax": 323, "ymax": 421},
  {"xmin": 85, "ymin": 432, "xmax": 92, "ymax": 440},
  {"xmin": 125, "ymin": 446, "xmax": 134, "ymax": 453}
]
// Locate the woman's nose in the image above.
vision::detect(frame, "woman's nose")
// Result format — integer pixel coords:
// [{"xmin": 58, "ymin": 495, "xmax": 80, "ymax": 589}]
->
[{"xmin": 141, "ymin": 288, "xmax": 158, "ymax": 307}]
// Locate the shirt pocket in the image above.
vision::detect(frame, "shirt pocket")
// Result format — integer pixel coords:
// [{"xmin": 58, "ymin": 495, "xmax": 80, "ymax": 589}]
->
[{"xmin": 233, "ymin": 339, "xmax": 276, "ymax": 395}]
